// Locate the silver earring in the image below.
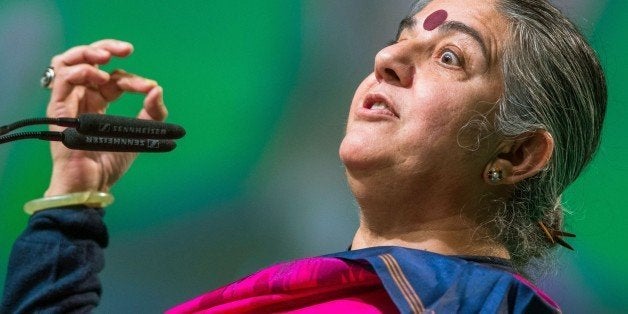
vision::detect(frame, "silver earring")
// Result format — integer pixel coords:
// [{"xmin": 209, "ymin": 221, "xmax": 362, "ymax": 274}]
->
[{"xmin": 487, "ymin": 168, "xmax": 503, "ymax": 183}]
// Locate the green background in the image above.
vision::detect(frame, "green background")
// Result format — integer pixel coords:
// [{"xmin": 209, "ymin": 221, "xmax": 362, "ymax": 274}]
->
[{"xmin": 0, "ymin": 1, "xmax": 625, "ymax": 312}]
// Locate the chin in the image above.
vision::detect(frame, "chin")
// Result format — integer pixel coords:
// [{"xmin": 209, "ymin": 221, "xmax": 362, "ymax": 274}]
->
[{"xmin": 339, "ymin": 133, "xmax": 387, "ymax": 172}]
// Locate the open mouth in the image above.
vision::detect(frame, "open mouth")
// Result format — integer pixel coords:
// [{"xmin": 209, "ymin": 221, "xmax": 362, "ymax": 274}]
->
[{"xmin": 363, "ymin": 95, "xmax": 399, "ymax": 118}]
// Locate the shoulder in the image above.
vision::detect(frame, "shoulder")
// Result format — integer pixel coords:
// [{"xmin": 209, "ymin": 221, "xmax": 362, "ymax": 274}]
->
[{"xmin": 328, "ymin": 246, "xmax": 561, "ymax": 314}]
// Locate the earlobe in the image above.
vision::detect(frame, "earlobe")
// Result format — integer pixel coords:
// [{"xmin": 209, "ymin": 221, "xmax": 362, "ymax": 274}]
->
[
  {"xmin": 483, "ymin": 158, "xmax": 512, "ymax": 185},
  {"xmin": 484, "ymin": 131, "xmax": 554, "ymax": 185}
]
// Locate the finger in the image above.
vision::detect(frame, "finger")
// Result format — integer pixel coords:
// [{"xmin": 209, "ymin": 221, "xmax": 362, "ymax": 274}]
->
[
  {"xmin": 89, "ymin": 39, "xmax": 134, "ymax": 57},
  {"xmin": 115, "ymin": 72, "xmax": 157, "ymax": 93},
  {"xmin": 50, "ymin": 40, "xmax": 133, "ymax": 67},
  {"xmin": 138, "ymin": 86, "xmax": 168, "ymax": 122},
  {"xmin": 98, "ymin": 69, "xmax": 127, "ymax": 102},
  {"xmin": 51, "ymin": 46, "xmax": 110, "ymax": 67},
  {"xmin": 49, "ymin": 64, "xmax": 110, "ymax": 103},
  {"xmin": 99, "ymin": 70, "xmax": 158, "ymax": 102}
]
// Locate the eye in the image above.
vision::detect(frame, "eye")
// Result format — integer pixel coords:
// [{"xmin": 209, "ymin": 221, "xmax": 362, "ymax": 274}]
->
[{"xmin": 439, "ymin": 50, "xmax": 462, "ymax": 67}]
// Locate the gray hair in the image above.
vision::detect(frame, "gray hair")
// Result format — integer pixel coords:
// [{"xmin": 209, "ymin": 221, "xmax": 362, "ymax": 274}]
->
[{"xmin": 406, "ymin": 0, "xmax": 607, "ymax": 270}]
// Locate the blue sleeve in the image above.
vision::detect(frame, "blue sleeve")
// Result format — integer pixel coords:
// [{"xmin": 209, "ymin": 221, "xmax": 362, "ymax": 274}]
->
[{"xmin": 1, "ymin": 207, "xmax": 108, "ymax": 314}]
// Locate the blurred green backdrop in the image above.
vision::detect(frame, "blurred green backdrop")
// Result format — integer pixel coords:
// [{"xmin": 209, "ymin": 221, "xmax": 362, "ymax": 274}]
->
[{"xmin": 0, "ymin": 0, "xmax": 625, "ymax": 312}]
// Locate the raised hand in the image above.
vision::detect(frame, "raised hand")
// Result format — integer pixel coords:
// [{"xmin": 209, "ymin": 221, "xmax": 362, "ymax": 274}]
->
[{"xmin": 44, "ymin": 39, "xmax": 168, "ymax": 197}]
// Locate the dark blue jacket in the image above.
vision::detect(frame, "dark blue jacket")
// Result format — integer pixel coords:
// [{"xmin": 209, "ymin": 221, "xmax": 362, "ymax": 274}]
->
[{"xmin": 2, "ymin": 208, "xmax": 106, "ymax": 314}]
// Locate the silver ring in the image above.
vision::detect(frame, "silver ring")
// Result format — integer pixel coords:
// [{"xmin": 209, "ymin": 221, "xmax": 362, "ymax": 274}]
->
[{"xmin": 40, "ymin": 66, "xmax": 55, "ymax": 88}]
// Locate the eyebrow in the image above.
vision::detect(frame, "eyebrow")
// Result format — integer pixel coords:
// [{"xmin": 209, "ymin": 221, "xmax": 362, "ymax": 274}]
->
[
  {"xmin": 438, "ymin": 20, "xmax": 489, "ymax": 61},
  {"xmin": 395, "ymin": 16, "xmax": 416, "ymax": 40},
  {"xmin": 396, "ymin": 17, "xmax": 490, "ymax": 61}
]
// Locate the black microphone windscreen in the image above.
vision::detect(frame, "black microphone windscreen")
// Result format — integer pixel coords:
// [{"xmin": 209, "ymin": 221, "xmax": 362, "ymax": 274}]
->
[
  {"xmin": 62, "ymin": 128, "xmax": 177, "ymax": 152},
  {"xmin": 77, "ymin": 114, "xmax": 186, "ymax": 139}
]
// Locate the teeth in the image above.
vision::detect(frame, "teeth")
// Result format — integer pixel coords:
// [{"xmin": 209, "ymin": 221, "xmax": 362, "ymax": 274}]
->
[{"xmin": 371, "ymin": 102, "xmax": 389, "ymax": 110}]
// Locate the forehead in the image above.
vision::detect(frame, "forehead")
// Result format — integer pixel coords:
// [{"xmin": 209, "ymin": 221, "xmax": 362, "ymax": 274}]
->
[
  {"xmin": 401, "ymin": 0, "xmax": 509, "ymax": 64},
  {"xmin": 418, "ymin": 0, "xmax": 502, "ymax": 21},
  {"xmin": 410, "ymin": 0, "xmax": 508, "ymax": 34}
]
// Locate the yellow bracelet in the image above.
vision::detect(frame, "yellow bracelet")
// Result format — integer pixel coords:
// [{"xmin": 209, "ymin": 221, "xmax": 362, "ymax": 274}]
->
[{"xmin": 24, "ymin": 191, "xmax": 114, "ymax": 215}]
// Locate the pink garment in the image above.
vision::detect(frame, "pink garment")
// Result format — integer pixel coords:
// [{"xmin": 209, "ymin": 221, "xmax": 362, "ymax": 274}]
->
[
  {"xmin": 512, "ymin": 273, "xmax": 560, "ymax": 309},
  {"xmin": 166, "ymin": 257, "xmax": 397, "ymax": 314}
]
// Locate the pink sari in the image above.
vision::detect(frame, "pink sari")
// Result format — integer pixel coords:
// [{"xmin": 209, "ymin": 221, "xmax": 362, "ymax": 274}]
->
[{"xmin": 166, "ymin": 257, "xmax": 397, "ymax": 313}]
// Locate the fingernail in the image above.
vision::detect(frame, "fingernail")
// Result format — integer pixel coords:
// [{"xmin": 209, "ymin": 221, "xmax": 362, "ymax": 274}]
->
[{"xmin": 115, "ymin": 41, "xmax": 133, "ymax": 51}]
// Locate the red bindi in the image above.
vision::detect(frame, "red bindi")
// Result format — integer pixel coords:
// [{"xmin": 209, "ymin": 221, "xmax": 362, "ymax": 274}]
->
[{"xmin": 423, "ymin": 9, "xmax": 448, "ymax": 31}]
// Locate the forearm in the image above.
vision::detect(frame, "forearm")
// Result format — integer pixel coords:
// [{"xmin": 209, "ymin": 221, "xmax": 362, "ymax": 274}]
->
[{"xmin": 1, "ymin": 207, "xmax": 108, "ymax": 314}]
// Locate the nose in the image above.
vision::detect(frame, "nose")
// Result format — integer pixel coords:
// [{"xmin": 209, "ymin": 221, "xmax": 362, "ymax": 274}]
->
[{"xmin": 374, "ymin": 42, "xmax": 415, "ymax": 87}]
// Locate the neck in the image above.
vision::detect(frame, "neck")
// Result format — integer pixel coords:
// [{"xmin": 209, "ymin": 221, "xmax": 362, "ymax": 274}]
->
[
  {"xmin": 344, "ymin": 164, "xmax": 510, "ymax": 259},
  {"xmin": 351, "ymin": 214, "xmax": 510, "ymax": 258},
  {"xmin": 348, "ymin": 178, "xmax": 509, "ymax": 258}
]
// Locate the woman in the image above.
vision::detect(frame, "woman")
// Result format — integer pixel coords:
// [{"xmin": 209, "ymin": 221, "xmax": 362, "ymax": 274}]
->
[{"xmin": 2, "ymin": 0, "xmax": 605, "ymax": 313}]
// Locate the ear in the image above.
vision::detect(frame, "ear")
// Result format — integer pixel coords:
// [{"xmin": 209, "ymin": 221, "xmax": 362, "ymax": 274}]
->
[{"xmin": 484, "ymin": 131, "xmax": 554, "ymax": 185}]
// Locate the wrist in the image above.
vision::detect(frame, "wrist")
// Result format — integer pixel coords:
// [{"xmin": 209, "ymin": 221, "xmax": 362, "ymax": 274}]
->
[
  {"xmin": 47, "ymin": 160, "xmax": 108, "ymax": 196},
  {"xmin": 45, "ymin": 185, "xmax": 110, "ymax": 197},
  {"xmin": 45, "ymin": 174, "xmax": 110, "ymax": 197}
]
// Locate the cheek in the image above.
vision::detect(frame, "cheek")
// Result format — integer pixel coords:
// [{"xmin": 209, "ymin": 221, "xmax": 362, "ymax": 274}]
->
[
  {"xmin": 397, "ymin": 88, "xmax": 482, "ymax": 157},
  {"xmin": 410, "ymin": 89, "xmax": 498, "ymax": 156},
  {"xmin": 403, "ymin": 88, "xmax": 459, "ymax": 135}
]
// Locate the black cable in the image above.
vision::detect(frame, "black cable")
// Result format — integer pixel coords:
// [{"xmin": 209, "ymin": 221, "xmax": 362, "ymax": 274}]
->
[
  {"xmin": 0, "ymin": 117, "xmax": 77, "ymax": 136},
  {"xmin": 0, "ymin": 131, "xmax": 63, "ymax": 145}
]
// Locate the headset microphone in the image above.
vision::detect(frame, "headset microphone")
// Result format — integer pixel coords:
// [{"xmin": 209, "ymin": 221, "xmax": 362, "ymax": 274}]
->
[
  {"xmin": 76, "ymin": 114, "xmax": 185, "ymax": 139},
  {"xmin": 0, "ymin": 114, "xmax": 185, "ymax": 153},
  {"xmin": 62, "ymin": 128, "xmax": 177, "ymax": 152}
]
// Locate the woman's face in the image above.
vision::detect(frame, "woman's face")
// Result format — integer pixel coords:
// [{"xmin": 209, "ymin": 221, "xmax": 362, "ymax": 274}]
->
[{"xmin": 340, "ymin": 0, "xmax": 509, "ymax": 192}]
